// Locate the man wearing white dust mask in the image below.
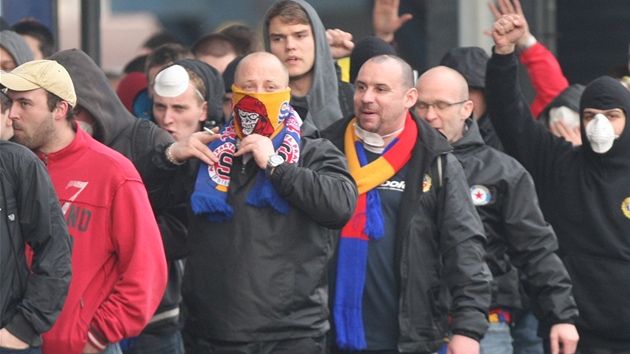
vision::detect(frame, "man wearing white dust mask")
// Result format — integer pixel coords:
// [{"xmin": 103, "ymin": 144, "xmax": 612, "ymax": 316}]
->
[{"xmin": 487, "ymin": 14, "xmax": 630, "ymax": 353}]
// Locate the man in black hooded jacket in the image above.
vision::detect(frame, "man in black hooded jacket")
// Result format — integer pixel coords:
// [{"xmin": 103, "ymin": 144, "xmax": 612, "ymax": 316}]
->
[{"xmin": 489, "ymin": 14, "xmax": 630, "ymax": 353}]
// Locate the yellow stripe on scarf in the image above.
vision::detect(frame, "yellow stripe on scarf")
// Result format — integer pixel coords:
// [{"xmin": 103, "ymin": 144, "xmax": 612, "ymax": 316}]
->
[{"xmin": 344, "ymin": 118, "xmax": 396, "ymax": 195}]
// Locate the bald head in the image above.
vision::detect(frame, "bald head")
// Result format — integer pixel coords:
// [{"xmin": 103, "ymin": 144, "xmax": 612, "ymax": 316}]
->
[
  {"xmin": 417, "ymin": 66, "xmax": 469, "ymax": 100},
  {"xmin": 415, "ymin": 66, "xmax": 474, "ymax": 143},
  {"xmin": 234, "ymin": 52, "xmax": 289, "ymax": 91}
]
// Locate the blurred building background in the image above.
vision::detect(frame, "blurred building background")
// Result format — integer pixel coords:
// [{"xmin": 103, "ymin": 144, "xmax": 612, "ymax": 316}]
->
[{"xmin": 1, "ymin": 0, "xmax": 629, "ymax": 87}]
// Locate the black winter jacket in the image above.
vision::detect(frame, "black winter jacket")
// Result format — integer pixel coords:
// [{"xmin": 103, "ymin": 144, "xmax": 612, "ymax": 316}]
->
[
  {"xmin": 487, "ymin": 51, "xmax": 630, "ymax": 350},
  {"xmin": 137, "ymin": 119, "xmax": 358, "ymax": 342},
  {"xmin": 0, "ymin": 141, "xmax": 72, "ymax": 346},
  {"xmin": 323, "ymin": 113, "xmax": 492, "ymax": 353},
  {"xmin": 452, "ymin": 118, "xmax": 578, "ymax": 330}
]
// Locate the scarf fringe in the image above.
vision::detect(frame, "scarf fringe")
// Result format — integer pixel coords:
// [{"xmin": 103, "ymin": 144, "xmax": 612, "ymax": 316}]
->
[
  {"xmin": 246, "ymin": 171, "xmax": 290, "ymax": 215},
  {"xmin": 191, "ymin": 190, "xmax": 234, "ymax": 222}
]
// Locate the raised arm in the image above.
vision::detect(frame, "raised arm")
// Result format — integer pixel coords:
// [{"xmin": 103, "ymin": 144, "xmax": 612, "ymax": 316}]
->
[
  {"xmin": 488, "ymin": 0, "xmax": 569, "ymax": 117},
  {"xmin": 373, "ymin": 0, "xmax": 413, "ymax": 43}
]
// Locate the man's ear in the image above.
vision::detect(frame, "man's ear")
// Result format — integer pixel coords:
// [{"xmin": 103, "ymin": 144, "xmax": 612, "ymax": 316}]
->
[
  {"xmin": 462, "ymin": 99, "xmax": 474, "ymax": 118},
  {"xmin": 200, "ymin": 101, "xmax": 208, "ymax": 122},
  {"xmin": 404, "ymin": 87, "xmax": 418, "ymax": 109},
  {"xmin": 54, "ymin": 100, "xmax": 71, "ymax": 121}
]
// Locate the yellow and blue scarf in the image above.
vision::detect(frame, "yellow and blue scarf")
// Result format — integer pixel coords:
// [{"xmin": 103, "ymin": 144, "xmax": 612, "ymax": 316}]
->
[
  {"xmin": 334, "ymin": 113, "xmax": 417, "ymax": 350},
  {"xmin": 190, "ymin": 88, "xmax": 301, "ymax": 222}
]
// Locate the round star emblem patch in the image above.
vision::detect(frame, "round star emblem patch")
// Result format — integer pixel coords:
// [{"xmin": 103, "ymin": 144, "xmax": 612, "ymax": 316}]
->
[
  {"xmin": 622, "ymin": 197, "xmax": 630, "ymax": 219},
  {"xmin": 470, "ymin": 185, "xmax": 491, "ymax": 206}
]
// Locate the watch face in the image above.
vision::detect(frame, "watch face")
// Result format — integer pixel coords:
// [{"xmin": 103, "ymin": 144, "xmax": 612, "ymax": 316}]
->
[{"xmin": 269, "ymin": 154, "xmax": 284, "ymax": 167}]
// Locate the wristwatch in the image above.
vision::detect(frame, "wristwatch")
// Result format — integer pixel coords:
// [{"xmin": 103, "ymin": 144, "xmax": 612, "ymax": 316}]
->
[{"xmin": 265, "ymin": 154, "xmax": 284, "ymax": 177}]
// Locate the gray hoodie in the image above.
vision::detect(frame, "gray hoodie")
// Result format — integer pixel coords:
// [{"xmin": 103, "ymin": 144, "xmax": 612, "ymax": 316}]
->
[
  {"xmin": 263, "ymin": 0, "xmax": 343, "ymax": 131},
  {"xmin": 0, "ymin": 30, "xmax": 34, "ymax": 66},
  {"xmin": 49, "ymin": 49, "xmax": 173, "ymax": 151}
]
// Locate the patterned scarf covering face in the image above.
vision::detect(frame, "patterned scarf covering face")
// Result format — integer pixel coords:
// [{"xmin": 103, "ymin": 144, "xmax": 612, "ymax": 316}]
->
[
  {"xmin": 190, "ymin": 86, "xmax": 301, "ymax": 222},
  {"xmin": 334, "ymin": 113, "xmax": 417, "ymax": 350}
]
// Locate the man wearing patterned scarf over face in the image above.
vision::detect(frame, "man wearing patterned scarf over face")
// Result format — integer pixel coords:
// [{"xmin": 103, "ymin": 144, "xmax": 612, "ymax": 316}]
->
[{"xmin": 136, "ymin": 51, "xmax": 358, "ymax": 354}]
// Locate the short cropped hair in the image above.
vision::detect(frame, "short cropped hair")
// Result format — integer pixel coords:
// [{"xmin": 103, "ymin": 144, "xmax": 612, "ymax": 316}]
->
[
  {"xmin": 265, "ymin": 0, "xmax": 310, "ymax": 29},
  {"xmin": 367, "ymin": 55, "xmax": 415, "ymax": 90}
]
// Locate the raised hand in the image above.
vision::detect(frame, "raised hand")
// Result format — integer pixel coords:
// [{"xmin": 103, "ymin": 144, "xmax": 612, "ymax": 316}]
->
[
  {"xmin": 491, "ymin": 14, "xmax": 525, "ymax": 54},
  {"xmin": 326, "ymin": 29, "xmax": 355, "ymax": 59},
  {"xmin": 488, "ymin": 0, "xmax": 533, "ymax": 48},
  {"xmin": 373, "ymin": 0, "xmax": 413, "ymax": 43},
  {"xmin": 550, "ymin": 120, "xmax": 582, "ymax": 146}
]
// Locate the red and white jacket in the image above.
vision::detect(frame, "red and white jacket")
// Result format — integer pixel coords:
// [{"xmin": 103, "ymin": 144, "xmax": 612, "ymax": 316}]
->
[{"xmin": 520, "ymin": 41, "xmax": 569, "ymax": 118}]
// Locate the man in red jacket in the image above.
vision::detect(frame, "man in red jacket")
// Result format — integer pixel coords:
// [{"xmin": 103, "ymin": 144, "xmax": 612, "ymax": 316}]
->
[{"xmin": 1, "ymin": 60, "xmax": 167, "ymax": 354}]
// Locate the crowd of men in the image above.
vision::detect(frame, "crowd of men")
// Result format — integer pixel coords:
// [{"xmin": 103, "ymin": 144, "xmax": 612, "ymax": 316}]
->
[{"xmin": 1, "ymin": 0, "xmax": 629, "ymax": 353}]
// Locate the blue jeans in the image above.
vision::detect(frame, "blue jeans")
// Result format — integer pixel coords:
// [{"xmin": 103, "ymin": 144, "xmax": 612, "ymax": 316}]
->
[
  {"xmin": 123, "ymin": 331, "xmax": 184, "ymax": 354},
  {"xmin": 511, "ymin": 310, "xmax": 543, "ymax": 354},
  {"xmin": 480, "ymin": 322, "xmax": 513, "ymax": 354},
  {"xmin": 100, "ymin": 343, "xmax": 122, "ymax": 354}
]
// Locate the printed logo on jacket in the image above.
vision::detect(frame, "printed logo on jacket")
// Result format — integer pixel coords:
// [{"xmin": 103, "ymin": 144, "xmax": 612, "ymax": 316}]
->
[
  {"xmin": 470, "ymin": 185, "xmax": 491, "ymax": 206},
  {"xmin": 60, "ymin": 180, "xmax": 92, "ymax": 232}
]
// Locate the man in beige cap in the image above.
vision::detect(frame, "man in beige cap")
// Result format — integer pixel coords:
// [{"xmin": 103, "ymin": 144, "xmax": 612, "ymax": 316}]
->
[{"xmin": 1, "ymin": 60, "xmax": 168, "ymax": 354}]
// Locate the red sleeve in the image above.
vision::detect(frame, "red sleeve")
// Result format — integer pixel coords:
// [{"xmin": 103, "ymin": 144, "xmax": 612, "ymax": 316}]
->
[
  {"xmin": 88, "ymin": 178, "xmax": 167, "ymax": 346},
  {"xmin": 519, "ymin": 42, "xmax": 569, "ymax": 118}
]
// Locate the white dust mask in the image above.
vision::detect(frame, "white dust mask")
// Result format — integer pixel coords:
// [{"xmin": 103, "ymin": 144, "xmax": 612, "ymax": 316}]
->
[
  {"xmin": 549, "ymin": 106, "xmax": 580, "ymax": 129},
  {"xmin": 585, "ymin": 113, "xmax": 618, "ymax": 154},
  {"xmin": 353, "ymin": 123, "xmax": 403, "ymax": 148}
]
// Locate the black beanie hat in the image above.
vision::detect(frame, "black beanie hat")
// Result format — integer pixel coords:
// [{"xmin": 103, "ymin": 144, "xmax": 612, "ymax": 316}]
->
[
  {"xmin": 175, "ymin": 59, "xmax": 225, "ymax": 125},
  {"xmin": 350, "ymin": 36, "xmax": 396, "ymax": 83},
  {"xmin": 440, "ymin": 47, "xmax": 489, "ymax": 90},
  {"xmin": 222, "ymin": 56, "xmax": 244, "ymax": 93},
  {"xmin": 579, "ymin": 76, "xmax": 630, "ymax": 116}
]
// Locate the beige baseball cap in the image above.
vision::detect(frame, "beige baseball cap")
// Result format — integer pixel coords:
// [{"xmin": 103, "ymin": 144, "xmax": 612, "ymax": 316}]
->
[{"xmin": 0, "ymin": 59, "xmax": 77, "ymax": 107}]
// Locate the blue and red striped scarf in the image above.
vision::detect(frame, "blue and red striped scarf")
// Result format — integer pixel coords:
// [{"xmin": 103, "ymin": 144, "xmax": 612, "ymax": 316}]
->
[{"xmin": 334, "ymin": 113, "xmax": 417, "ymax": 350}]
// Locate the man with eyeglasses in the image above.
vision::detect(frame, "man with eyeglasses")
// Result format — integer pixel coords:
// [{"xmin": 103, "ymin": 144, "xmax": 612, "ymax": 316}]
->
[
  {"xmin": 323, "ymin": 54, "xmax": 492, "ymax": 354},
  {"xmin": 415, "ymin": 65, "xmax": 579, "ymax": 354}
]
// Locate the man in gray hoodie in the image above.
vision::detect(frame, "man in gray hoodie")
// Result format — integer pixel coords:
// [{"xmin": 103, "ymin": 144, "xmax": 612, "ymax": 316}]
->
[
  {"xmin": 263, "ymin": 0, "xmax": 353, "ymax": 130},
  {"xmin": 1, "ymin": 30, "xmax": 33, "ymax": 140}
]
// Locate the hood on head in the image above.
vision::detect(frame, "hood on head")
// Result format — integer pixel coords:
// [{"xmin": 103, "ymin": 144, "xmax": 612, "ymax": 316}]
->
[
  {"xmin": 538, "ymin": 84, "xmax": 585, "ymax": 126},
  {"xmin": 440, "ymin": 46, "xmax": 489, "ymax": 90},
  {"xmin": 262, "ymin": 0, "xmax": 342, "ymax": 131},
  {"xmin": 579, "ymin": 75, "xmax": 630, "ymax": 158},
  {"xmin": 0, "ymin": 30, "xmax": 34, "ymax": 66},
  {"xmin": 49, "ymin": 48, "xmax": 137, "ymax": 144}
]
